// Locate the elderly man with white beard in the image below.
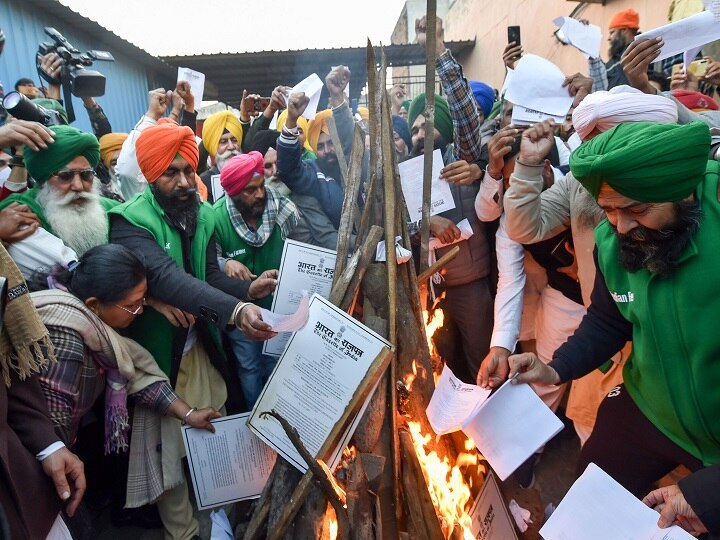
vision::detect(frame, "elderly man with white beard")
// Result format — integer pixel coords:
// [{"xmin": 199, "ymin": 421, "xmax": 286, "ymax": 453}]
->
[
  {"xmin": 0, "ymin": 124, "xmax": 119, "ymax": 276},
  {"xmin": 198, "ymin": 110, "xmax": 245, "ymax": 203}
]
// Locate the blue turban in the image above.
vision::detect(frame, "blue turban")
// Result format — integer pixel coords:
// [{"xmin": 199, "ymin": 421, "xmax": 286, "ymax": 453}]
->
[
  {"xmin": 469, "ymin": 80, "xmax": 495, "ymax": 119},
  {"xmin": 392, "ymin": 115, "xmax": 412, "ymax": 150}
]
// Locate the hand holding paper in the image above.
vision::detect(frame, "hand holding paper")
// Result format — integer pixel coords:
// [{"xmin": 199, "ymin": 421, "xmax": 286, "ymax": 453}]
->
[
  {"xmin": 177, "ymin": 67, "xmax": 204, "ymax": 107},
  {"xmin": 260, "ymin": 292, "xmax": 311, "ymax": 333},
  {"xmin": 290, "ymin": 74, "xmax": 324, "ymax": 120},
  {"xmin": 635, "ymin": 11, "xmax": 720, "ymax": 64},
  {"xmin": 553, "ymin": 17, "xmax": 601, "ymax": 59}
]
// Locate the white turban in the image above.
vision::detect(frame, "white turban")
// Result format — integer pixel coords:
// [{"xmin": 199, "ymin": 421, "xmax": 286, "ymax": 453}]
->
[{"xmin": 572, "ymin": 85, "xmax": 678, "ymax": 141}]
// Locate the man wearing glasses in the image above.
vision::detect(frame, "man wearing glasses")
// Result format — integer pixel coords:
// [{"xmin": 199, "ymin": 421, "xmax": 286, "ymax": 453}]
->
[{"xmin": 0, "ymin": 124, "xmax": 119, "ymax": 275}]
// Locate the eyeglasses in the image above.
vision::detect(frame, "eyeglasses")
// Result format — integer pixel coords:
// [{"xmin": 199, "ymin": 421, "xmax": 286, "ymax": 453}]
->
[
  {"xmin": 113, "ymin": 298, "xmax": 145, "ymax": 316},
  {"xmin": 53, "ymin": 169, "xmax": 95, "ymax": 183}
]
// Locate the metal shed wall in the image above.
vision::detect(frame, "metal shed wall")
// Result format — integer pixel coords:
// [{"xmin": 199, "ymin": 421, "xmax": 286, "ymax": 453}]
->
[{"xmin": 0, "ymin": 0, "xmax": 173, "ymax": 133}]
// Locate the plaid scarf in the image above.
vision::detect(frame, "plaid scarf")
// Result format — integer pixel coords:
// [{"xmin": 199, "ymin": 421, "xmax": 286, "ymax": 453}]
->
[
  {"xmin": 32, "ymin": 290, "xmax": 130, "ymax": 453},
  {"xmin": 0, "ymin": 244, "xmax": 55, "ymax": 386},
  {"xmin": 226, "ymin": 186, "xmax": 299, "ymax": 247}
]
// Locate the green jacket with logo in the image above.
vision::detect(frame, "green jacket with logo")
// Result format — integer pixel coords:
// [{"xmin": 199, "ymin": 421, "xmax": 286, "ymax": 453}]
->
[
  {"xmin": 108, "ymin": 189, "xmax": 223, "ymax": 379},
  {"xmin": 213, "ymin": 196, "xmax": 284, "ymax": 310},
  {"xmin": 594, "ymin": 160, "xmax": 720, "ymax": 465}
]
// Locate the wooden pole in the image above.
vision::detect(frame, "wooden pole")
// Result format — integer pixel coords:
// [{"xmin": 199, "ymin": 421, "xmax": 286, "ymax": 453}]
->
[
  {"xmin": 332, "ymin": 123, "xmax": 365, "ymax": 281},
  {"xmin": 416, "ymin": 245, "xmax": 460, "ymax": 284},
  {"xmin": 420, "ymin": 0, "xmax": 437, "ymax": 274}
]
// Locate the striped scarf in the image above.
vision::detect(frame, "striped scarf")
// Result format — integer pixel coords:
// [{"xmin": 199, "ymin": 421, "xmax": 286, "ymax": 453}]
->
[{"xmin": 226, "ymin": 186, "xmax": 299, "ymax": 246}]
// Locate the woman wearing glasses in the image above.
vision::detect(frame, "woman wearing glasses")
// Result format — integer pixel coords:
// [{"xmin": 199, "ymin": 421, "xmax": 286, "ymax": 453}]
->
[{"xmin": 30, "ymin": 243, "xmax": 221, "ymax": 449}]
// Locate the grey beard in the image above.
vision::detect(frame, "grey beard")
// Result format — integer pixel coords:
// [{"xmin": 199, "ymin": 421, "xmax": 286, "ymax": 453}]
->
[{"xmin": 37, "ymin": 182, "xmax": 108, "ymax": 256}]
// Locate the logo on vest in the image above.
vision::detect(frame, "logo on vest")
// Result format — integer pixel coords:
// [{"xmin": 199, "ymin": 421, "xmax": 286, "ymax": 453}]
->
[
  {"xmin": 227, "ymin": 248, "xmax": 246, "ymax": 258},
  {"xmin": 164, "ymin": 242, "xmax": 171, "ymax": 251},
  {"xmin": 611, "ymin": 291, "xmax": 634, "ymax": 303}
]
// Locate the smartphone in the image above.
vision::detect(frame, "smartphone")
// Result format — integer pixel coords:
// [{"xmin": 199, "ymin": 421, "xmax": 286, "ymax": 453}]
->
[
  {"xmin": 254, "ymin": 97, "xmax": 271, "ymax": 112},
  {"xmin": 507, "ymin": 26, "xmax": 521, "ymax": 46},
  {"xmin": 672, "ymin": 58, "xmax": 710, "ymax": 78},
  {"xmin": 551, "ymin": 234, "xmax": 574, "ymax": 268}
]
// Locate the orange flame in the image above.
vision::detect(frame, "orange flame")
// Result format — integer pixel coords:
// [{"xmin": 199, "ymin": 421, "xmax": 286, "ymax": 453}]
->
[
  {"xmin": 407, "ymin": 421, "xmax": 479, "ymax": 539},
  {"xmin": 329, "ymin": 518, "xmax": 338, "ymax": 540},
  {"xmin": 423, "ymin": 308, "xmax": 445, "ymax": 359}
]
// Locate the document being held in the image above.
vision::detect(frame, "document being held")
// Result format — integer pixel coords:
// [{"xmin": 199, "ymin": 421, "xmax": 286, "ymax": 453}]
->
[
  {"xmin": 182, "ymin": 413, "xmax": 277, "ymax": 510},
  {"xmin": 541, "ymin": 463, "xmax": 695, "ymax": 540},
  {"xmin": 426, "ymin": 364, "xmax": 491, "ymax": 435}
]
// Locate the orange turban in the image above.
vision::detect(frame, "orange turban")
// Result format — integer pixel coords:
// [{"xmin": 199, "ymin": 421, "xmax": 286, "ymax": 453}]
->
[
  {"xmin": 98, "ymin": 132, "xmax": 128, "ymax": 169},
  {"xmin": 609, "ymin": 8, "xmax": 639, "ymax": 30},
  {"xmin": 202, "ymin": 111, "xmax": 244, "ymax": 157},
  {"xmin": 135, "ymin": 123, "xmax": 199, "ymax": 183},
  {"xmin": 306, "ymin": 109, "xmax": 333, "ymax": 153}
]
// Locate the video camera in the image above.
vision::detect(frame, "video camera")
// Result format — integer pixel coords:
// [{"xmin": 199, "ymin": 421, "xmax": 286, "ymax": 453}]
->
[
  {"xmin": 36, "ymin": 27, "xmax": 113, "ymax": 98},
  {"xmin": 2, "ymin": 91, "xmax": 64, "ymax": 126}
]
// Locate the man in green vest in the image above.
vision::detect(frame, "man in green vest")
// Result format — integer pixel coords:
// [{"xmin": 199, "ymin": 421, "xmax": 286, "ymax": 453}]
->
[
  {"xmin": 214, "ymin": 150, "xmax": 299, "ymax": 407},
  {"xmin": 109, "ymin": 121, "xmax": 277, "ymax": 540},
  {"xmin": 0, "ymin": 124, "xmax": 119, "ymax": 274},
  {"xmin": 508, "ymin": 121, "xmax": 719, "ymax": 536}
]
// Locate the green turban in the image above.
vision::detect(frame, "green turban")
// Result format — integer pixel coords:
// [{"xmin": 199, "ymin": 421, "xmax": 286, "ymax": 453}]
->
[
  {"xmin": 23, "ymin": 124, "xmax": 100, "ymax": 184},
  {"xmin": 570, "ymin": 121, "xmax": 711, "ymax": 202},
  {"xmin": 407, "ymin": 93, "xmax": 453, "ymax": 145},
  {"xmin": 33, "ymin": 99, "xmax": 69, "ymax": 125}
]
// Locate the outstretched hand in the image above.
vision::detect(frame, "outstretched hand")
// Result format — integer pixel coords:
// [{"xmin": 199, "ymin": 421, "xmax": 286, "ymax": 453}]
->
[
  {"xmin": 286, "ymin": 93, "xmax": 310, "ymax": 127},
  {"xmin": 518, "ymin": 119, "xmax": 556, "ymax": 166},
  {"xmin": 621, "ymin": 37, "xmax": 664, "ymax": 95}
]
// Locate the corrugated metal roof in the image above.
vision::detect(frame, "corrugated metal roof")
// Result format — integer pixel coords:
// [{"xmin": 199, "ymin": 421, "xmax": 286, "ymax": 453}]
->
[
  {"xmin": 0, "ymin": 0, "xmax": 175, "ymax": 133},
  {"xmin": 162, "ymin": 40, "xmax": 475, "ymax": 107}
]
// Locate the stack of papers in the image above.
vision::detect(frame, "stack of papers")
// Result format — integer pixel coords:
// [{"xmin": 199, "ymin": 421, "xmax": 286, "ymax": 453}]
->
[
  {"xmin": 504, "ymin": 54, "xmax": 574, "ymax": 125},
  {"xmin": 541, "ymin": 463, "xmax": 695, "ymax": 540},
  {"xmin": 553, "ymin": 16, "xmax": 602, "ymax": 59},
  {"xmin": 425, "ymin": 365, "xmax": 564, "ymax": 480}
]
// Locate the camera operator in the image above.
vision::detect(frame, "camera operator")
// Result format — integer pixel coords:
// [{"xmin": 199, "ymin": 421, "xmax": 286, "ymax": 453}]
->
[{"xmin": 40, "ymin": 51, "xmax": 112, "ymax": 139}]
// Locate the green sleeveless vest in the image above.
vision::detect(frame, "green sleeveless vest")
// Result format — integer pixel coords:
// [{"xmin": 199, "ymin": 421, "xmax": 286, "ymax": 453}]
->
[
  {"xmin": 595, "ymin": 160, "xmax": 720, "ymax": 465},
  {"xmin": 108, "ymin": 188, "xmax": 218, "ymax": 376},
  {"xmin": 213, "ymin": 196, "xmax": 284, "ymax": 310}
]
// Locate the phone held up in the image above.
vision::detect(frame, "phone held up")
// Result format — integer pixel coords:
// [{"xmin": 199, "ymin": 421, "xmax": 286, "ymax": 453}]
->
[{"xmin": 507, "ymin": 25, "xmax": 521, "ymax": 47}]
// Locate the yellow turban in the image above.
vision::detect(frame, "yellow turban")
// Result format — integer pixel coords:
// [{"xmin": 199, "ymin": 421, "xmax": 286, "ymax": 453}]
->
[
  {"xmin": 98, "ymin": 133, "xmax": 128, "ymax": 169},
  {"xmin": 356, "ymin": 107, "xmax": 369, "ymax": 120},
  {"xmin": 276, "ymin": 110, "xmax": 313, "ymax": 153},
  {"xmin": 201, "ymin": 111, "xmax": 243, "ymax": 157},
  {"xmin": 306, "ymin": 109, "xmax": 333, "ymax": 153}
]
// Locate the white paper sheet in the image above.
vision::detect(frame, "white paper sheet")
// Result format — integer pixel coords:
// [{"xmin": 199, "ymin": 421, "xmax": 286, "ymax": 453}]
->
[
  {"xmin": 500, "ymin": 67, "xmax": 514, "ymax": 98},
  {"xmin": 511, "ymin": 104, "xmax": 566, "ymax": 126},
  {"xmin": 461, "ymin": 379, "xmax": 564, "ymax": 481},
  {"xmin": 425, "ymin": 364, "xmax": 491, "ymax": 435},
  {"xmin": 290, "ymin": 73, "xmax": 324, "ymax": 120},
  {"xmin": 210, "ymin": 174, "xmax": 223, "ymax": 202},
  {"xmin": 374, "ymin": 236, "xmax": 412, "ymax": 264},
  {"xmin": 249, "ymin": 294, "xmax": 391, "ymax": 473},
  {"xmin": 182, "ymin": 413, "xmax": 277, "ymax": 509},
  {"xmin": 540, "ymin": 463, "xmax": 695, "ymax": 540},
  {"xmin": 398, "ymin": 148, "xmax": 456, "ymax": 222},
  {"xmin": 428, "ymin": 218, "xmax": 474, "ymax": 251},
  {"xmin": 260, "ymin": 291, "xmax": 310, "ymax": 333},
  {"xmin": 553, "ymin": 17, "xmax": 602, "ymax": 59},
  {"xmin": 177, "ymin": 67, "xmax": 205, "ymax": 106},
  {"xmin": 263, "ymin": 240, "xmax": 337, "ymax": 357},
  {"xmin": 635, "ymin": 10, "xmax": 720, "ymax": 62},
  {"xmin": 504, "ymin": 54, "xmax": 574, "ymax": 118}
]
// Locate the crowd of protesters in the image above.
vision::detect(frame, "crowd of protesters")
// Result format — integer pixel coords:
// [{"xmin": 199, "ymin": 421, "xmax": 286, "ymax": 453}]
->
[{"xmin": 1, "ymin": 1, "xmax": 720, "ymax": 538}]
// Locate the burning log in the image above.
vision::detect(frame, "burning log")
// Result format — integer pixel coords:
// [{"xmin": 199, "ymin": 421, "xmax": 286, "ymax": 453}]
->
[
  {"xmin": 260, "ymin": 410, "xmax": 350, "ymax": 540},
  {"xmin": 399, "ymin": 428, "xmax": 445, "ymax": 540},
  {"xmin": 416, "ymin": 245, "xmax": 461, "ymax": 285},
  {"xmin": 346, "ymin": 455, "xmax": 375, "ymax": 540}
]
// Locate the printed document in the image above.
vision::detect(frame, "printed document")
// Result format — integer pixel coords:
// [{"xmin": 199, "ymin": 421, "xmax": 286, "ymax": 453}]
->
[
  {"xmin": 182, "ymin": 413, "xmax": 276, "ymax": 509},
  {"xmin": 398, "ymin": 149, "xmax": 456, "ymax": 222},
  {"xmin": 426, "ymin": 364, "xmax": 491, "ymax": 435}
]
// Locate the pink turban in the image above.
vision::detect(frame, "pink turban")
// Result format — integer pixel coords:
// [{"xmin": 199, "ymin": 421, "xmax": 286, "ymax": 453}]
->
[
  {"xmin": 220, "ymin": 152, "xmax": 264, "ymax": 197},
  {"xmin": 572, "ymin": 85, "xmax": 678, "ymax": 141}
]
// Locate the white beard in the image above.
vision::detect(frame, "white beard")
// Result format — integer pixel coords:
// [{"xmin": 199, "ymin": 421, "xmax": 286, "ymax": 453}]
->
[
  {"xmin": 37, "ymin": 182, "xmax": 108, "ymax": 256},
  {"xmin": 215, "ymin": 149, "xmax": 241, "ymax": 172}
]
